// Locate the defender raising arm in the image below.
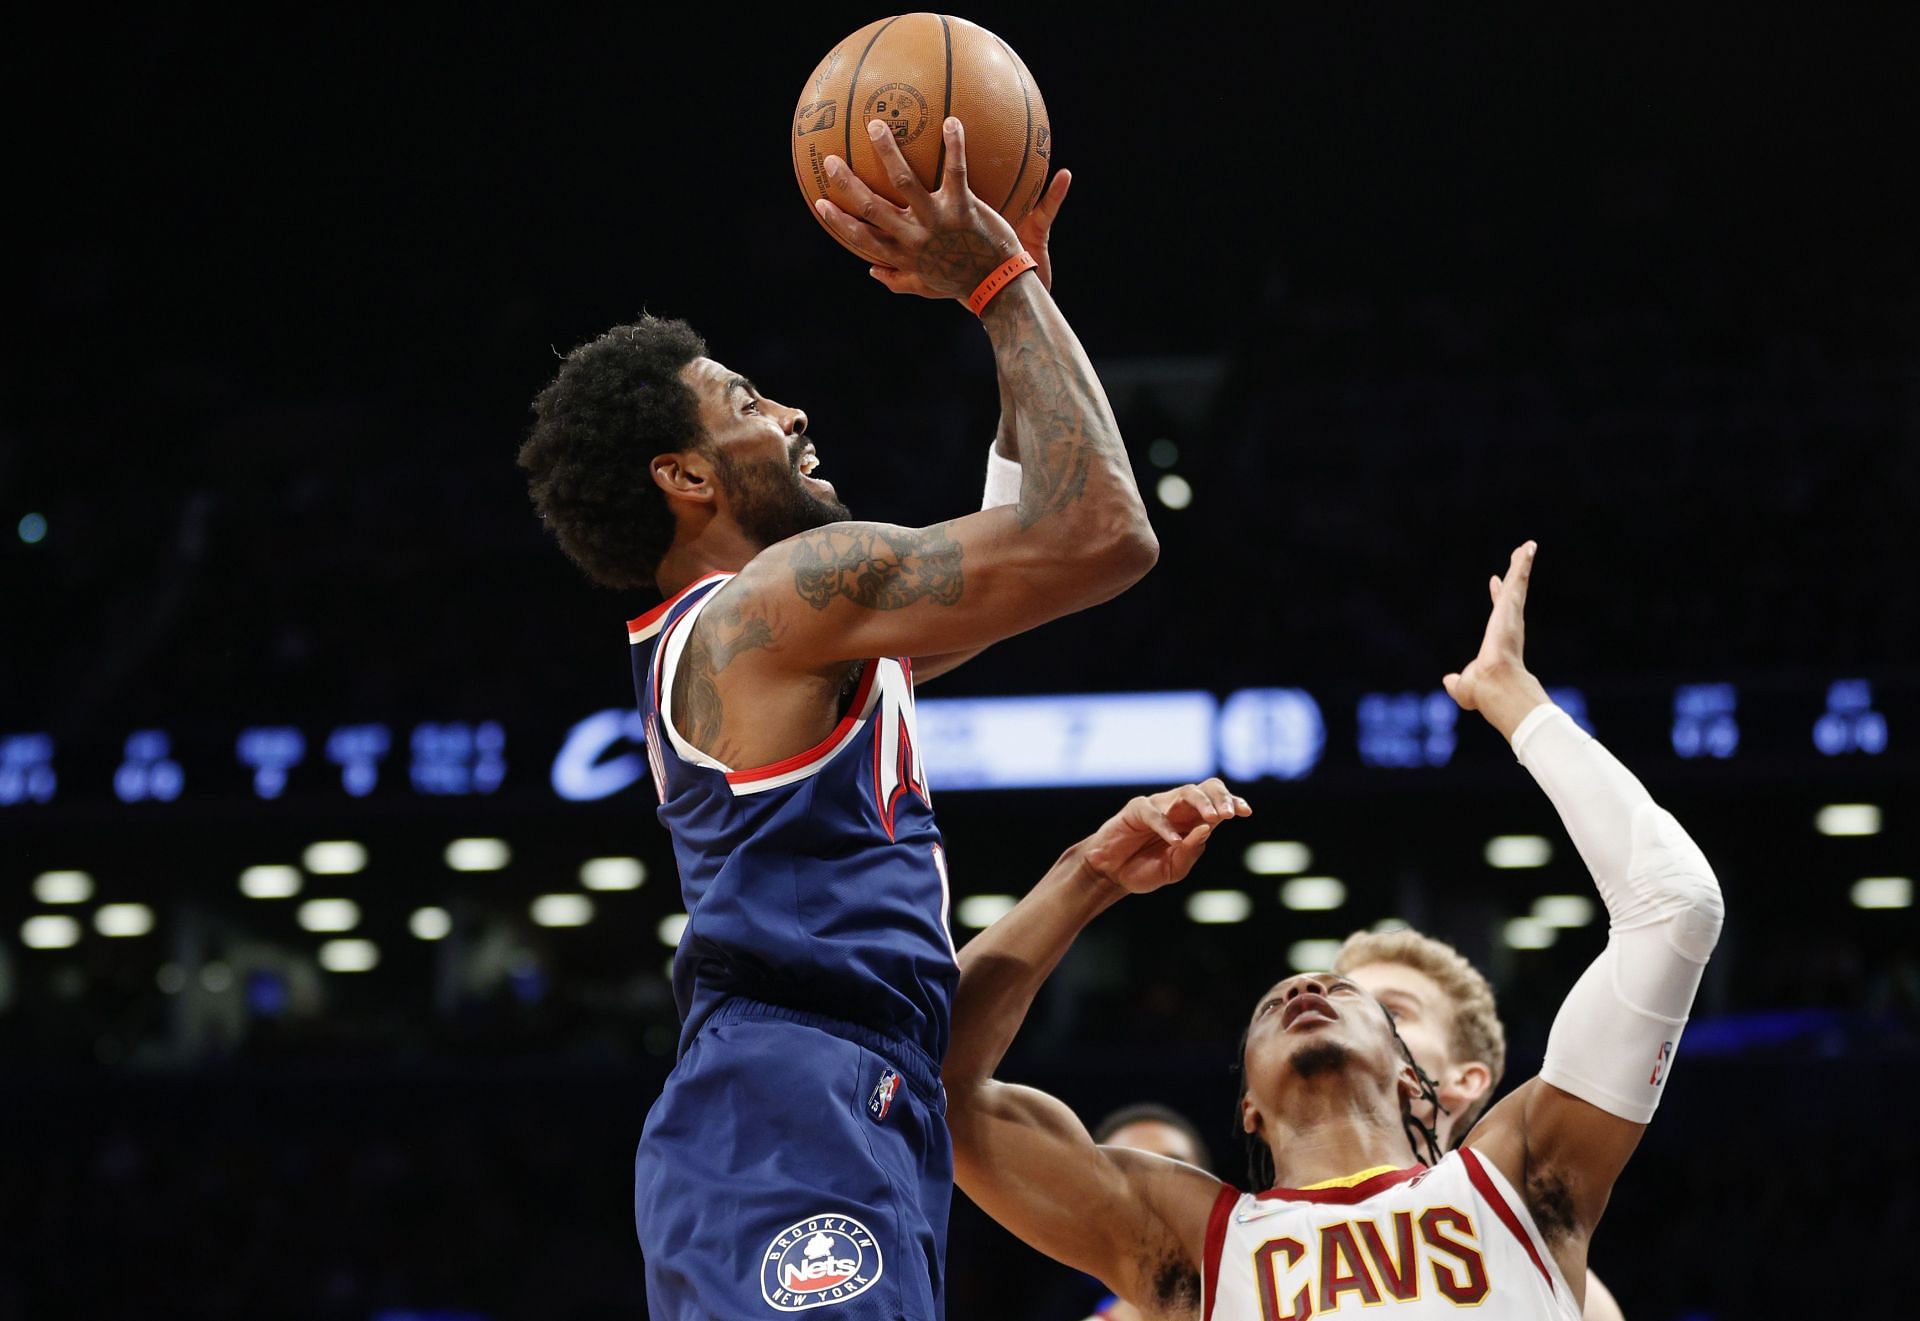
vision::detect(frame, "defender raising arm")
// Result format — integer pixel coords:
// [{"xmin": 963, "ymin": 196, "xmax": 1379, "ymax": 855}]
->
[{"xmin": 944, "ymin": 545, "xmax": 1725, "ymax": 1318}]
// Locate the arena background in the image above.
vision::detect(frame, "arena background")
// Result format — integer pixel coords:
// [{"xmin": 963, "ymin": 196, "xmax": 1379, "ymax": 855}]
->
[{"xmin": 4, "ymin": 6, "xmax": 1915, "ymax": 1316}]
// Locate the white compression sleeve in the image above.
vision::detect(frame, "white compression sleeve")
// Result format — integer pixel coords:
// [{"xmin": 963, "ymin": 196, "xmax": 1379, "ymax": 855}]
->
[
  {"xmin": 983, "ymin": 443, "xmax": 1022, "ymax": 510},
  {"xmin": 1512, "ymin": 703, "xmax": 1726, "ymax": 1123}
]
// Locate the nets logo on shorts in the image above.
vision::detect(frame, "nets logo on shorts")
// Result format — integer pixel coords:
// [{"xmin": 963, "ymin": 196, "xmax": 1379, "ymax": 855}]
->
[{"xmin": 760, "ymin": 1214, "xmax": 883, "ymax": 1311}]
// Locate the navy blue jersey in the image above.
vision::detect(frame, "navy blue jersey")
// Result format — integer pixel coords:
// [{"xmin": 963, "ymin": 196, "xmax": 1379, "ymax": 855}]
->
[{"xmin": 629, "ymin": 572, "xmax": 958, "ymax": 1062}]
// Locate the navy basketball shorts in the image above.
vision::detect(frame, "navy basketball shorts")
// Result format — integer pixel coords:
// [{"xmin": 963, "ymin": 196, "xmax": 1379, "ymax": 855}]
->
[{"xmin": 635, "ymin": 999, "xmax": 952, "ymax": 1319}]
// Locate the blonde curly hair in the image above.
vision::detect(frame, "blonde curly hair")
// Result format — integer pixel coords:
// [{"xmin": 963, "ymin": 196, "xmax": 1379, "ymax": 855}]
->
[{"xmin": 1333, "ymin": 928, "xmax": 1507, "ymax": 1142}]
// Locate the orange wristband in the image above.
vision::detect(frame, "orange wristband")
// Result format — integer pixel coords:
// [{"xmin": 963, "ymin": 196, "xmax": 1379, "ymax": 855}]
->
[{"xmin": 967, "ymin": 251, "xmax": 1037, "ymax": 315}]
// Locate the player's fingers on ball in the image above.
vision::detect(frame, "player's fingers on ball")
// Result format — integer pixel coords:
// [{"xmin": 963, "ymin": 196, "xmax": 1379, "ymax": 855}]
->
[
  {"xmin": 940, "ymin": 117, "xmax": 968, "ymax": 192},
  {"xmin": 1036, "ymin": 168, "xmax": 1071, "ymax": 224},
  {"xmin": 815, "ymin": 200, "xmax": 892, "ymax": 262},
  {"xmin": 827, "ymin": 156, "xmax": 911, "ymax": 233},
  {"xmin": 866, "ymin": 119, "xmax": 931, "ymax": 207}
]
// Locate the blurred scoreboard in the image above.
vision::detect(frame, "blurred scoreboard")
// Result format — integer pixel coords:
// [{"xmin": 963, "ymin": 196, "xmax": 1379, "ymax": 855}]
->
[{"xmin": 2, "ymin": 675, "xmax": 1908, "ymax": 820}]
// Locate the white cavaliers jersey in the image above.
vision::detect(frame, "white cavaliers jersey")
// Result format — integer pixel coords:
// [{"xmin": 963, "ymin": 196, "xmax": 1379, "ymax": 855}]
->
[{"xmin": 1201, "ymin": 1149, "xmax": 1580, "ymax": 1320}]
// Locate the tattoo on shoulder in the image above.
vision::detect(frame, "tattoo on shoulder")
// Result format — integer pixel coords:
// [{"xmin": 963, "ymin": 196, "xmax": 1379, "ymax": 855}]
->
[
  {"xmin": 672, "ymin": 594, "xmax": 774, "ymax": 751},
  {"xmin": 788, "ymin": 524, "xmax": 964, "ymax": 612}
]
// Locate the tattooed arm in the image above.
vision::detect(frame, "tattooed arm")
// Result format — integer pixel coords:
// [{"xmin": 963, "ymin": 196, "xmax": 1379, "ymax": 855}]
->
[
  {"xmin": 909, "ymin": 169, "xmax": 1075, "ymax": 686},
  {"xmin": 666, "ymin": 123, "xmax": 1150, "ymax": 765},
  {"xmin": 744, "ymin": 117, "xmax": 1154, "ymax": 668}
]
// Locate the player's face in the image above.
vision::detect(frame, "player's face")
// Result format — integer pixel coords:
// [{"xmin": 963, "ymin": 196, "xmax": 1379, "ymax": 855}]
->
[
  {"xmin": 1103, "ymin": 1119, "xmax": 1206, "ymax": 1169},
  {"xmin": 1240, "ymin": 972, "xmax": 1411, "ymax": 1133},
  {"xmin": 681, "ymin": 356, "xmax": 849, "ymax": 545},
  {"xmin": 1341, "ymin": 961, "xmax": 1457, "ymax": 1138}
]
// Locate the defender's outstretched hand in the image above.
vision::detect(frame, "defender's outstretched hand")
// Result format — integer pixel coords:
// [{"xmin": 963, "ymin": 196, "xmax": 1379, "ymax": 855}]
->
[
  {"xmin": 869, "ymin": 168, "xmax": 1073, "ymax": 297},
  {"xmin": 815, "ymin": 117, "xmax": 1023, "ymax": 300},
  {"xmin": 1443, "ymin": 540, "xmax": 1552, "ymax": 740},
  {"xmin": 1082, "ymin": 779, "xmax": 1251, "ymax": 896}
]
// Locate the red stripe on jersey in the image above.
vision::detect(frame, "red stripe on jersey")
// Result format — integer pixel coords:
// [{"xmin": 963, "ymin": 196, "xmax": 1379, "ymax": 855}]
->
[
  {"xmin": 724, "ymin": 661, "xmax": 880, "ymax": 786},
  {"xmin": 1459, "ymin": 1147, "xmax": 1555, "ymax": 1292},
  {"xmin": 1255, "ymin": 1164, "xmax": 1424, "ymax": 1205},
  {"xmin": 627, "ymin": 571, "xmax": 732, "ymax": 642},
  {"xmin": 1200, "ymin": 1181, "xmax": 1237, "ymax": 1321}
]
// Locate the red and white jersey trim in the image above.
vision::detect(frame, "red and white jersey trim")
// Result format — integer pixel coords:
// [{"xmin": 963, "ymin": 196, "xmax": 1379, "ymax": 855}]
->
[
  {"xmin": 643, "ymin": 575, "xmax": 899, "ymax": 799},
  {"xmin": 628, "ymin": 571, "xmax": 733, "ymax": 645},
  {"xmin": 723, "ymin": 662, "xmax": 882, "ymax": 795}
]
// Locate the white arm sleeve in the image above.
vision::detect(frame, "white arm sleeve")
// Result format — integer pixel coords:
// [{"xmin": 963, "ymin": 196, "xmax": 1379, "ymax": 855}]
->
[
  {"xmin": 983, "ymin": 443, "xmax": 1022, "ymax": 510},
  {"xmin": 1512, "ymin": 703, "xmax": 1726, "ymax": 1124}
]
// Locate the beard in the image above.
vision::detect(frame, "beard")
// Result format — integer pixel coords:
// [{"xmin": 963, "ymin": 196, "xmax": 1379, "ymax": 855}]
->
[
  {"xmin": 1288, "ymin": 1039, "xmax": 1353, "ymax": 1081},
  {"xmin": 714, "ymin": 444, "xmax": 850, "ymax": 548}
]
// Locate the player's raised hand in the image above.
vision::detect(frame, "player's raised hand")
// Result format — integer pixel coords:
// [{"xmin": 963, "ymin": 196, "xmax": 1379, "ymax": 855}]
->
[
  {"xmin": 815, "ymin": 117, "xmax": 1023, "ymax": 301},
  {"xmin": 1443, "ymin": 540, "xmax": 1553, "ymax": 740},
  {"xmin": 1082, "ymin": 779, "xmax": 1252, "ymax": 896},
  {"xmin": 867, "ymin": 168, "xmax": 1072, "ymax": 297}
]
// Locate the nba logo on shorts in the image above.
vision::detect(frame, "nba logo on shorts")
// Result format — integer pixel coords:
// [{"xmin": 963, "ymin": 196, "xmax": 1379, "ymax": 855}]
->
[
  {"xmin": 867, "ymin": 1068, "xmax": 900, "ymax": 1123},
  {"xmin": 760, "ymin": 1214, "xmax": 884, "ymax": 1311}
]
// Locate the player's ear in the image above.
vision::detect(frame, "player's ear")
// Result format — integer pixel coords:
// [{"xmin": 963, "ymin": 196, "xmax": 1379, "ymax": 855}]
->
[
  {"xmin": 653, "ymin": 452, "xmax": 716, "ymax": 505},
  {"xmin": 1445, "ymin": 1060, "xmax": 1493, "ymax": 1110},
  {"xmin": 1240, "ymin": 1092, "xmax": 1263, "ymax": 1137},
  {"xmin": 1397, "ymin": 1062, "xmax": 1423, "ymax": 1105}
]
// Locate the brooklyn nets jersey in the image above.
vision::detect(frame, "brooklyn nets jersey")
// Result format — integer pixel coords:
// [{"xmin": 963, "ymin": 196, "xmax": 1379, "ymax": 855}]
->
[{"xmin": 1201, "ymin": 1149, "xmax": 1580, "ymax": 1319}]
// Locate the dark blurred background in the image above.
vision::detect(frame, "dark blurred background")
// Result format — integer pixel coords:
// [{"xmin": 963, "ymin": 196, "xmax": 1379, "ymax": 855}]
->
[{"xmin": 4, "ymin": 5, "xmax": 1916, "ymax": 1317}]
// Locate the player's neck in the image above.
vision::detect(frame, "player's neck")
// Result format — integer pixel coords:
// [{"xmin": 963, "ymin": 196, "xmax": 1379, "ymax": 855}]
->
[
  {"xmin": 1263, "ymin": 1099, "xmax": 1413, "ymax": 1190},
  {"xmin": 655, "ymin": 525, "xmax": 764, "ymax": 599}
]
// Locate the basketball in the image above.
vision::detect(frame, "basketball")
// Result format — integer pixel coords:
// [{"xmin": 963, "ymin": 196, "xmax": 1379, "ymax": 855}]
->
[{"xmin": 792, "ymin": 14, "xmax": 1051, "ymax": 257}]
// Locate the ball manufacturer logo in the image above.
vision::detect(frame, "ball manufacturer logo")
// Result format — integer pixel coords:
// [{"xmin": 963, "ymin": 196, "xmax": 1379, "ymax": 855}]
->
[
  {"xmin": 860, "ymin": 82, "xmax": 928, "ymax": 147},
  {"xmin": 760, "ymin": 1214, "xmax": 883, "ymax": 1311}
]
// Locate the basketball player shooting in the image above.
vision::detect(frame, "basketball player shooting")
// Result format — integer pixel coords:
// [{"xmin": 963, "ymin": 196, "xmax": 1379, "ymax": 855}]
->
[
  {"xmin": 518, "ymin": 117, "xmax": 1149, "ymax": 1319},
  {"xmin": 944, "ymin": 542, "xmax": 1725, "ymax": 1317}
]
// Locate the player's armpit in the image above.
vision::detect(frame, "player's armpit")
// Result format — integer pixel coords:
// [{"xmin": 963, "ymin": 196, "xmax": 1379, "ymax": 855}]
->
[
  {"xmin": 950, "ymin": 1079, "xmax": 1222, "ymax": 1312},
  {"xmin": 1465, "ymin": 1077, "xmax": 1646, "ymax": 1309},
  {"xmin": 732, "ymin": 507, "xmax": 1152, "ymax": 668}
]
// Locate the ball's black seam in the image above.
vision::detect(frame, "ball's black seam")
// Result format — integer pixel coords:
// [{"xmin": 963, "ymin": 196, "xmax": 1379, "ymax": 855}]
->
[
  {"xmin": 844, "ymin": 16, "xmax": 904, "ymax": 174},
  {"xmin": 994, "ymin": 32, "xmax": 1035, "ymax": 214},
  {"xmin": 933, "ymin": 14, "xmax": 954, "ymax": 181}
]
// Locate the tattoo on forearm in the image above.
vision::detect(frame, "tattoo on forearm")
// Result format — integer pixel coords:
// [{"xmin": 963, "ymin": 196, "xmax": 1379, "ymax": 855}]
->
[
  {"xmin": 673, "ymin": 596, "xmax": 774, "ymax": 750},
  {"xmin": 789, "ymin": 524, "xmax": 965, "ymax": 611},
  {"xmin": 983, "ymin": 296, "xmax": 1114, "ymax": 532}
]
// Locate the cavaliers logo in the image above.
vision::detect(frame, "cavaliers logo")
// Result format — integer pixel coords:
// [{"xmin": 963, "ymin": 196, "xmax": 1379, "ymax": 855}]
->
[
  {"xmin": 860, "ymin": 82, "xmax": 928, "ymax": 147},
  {"xmin": 760, "ymin": 1214, "xmax": 883, "ymax": 1311}
]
